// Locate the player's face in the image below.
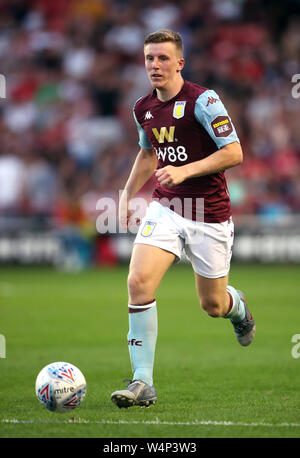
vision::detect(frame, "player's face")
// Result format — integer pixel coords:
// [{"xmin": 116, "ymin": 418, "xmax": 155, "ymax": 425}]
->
[{"xmin": 144, "ymin": 42, "xmax": 184, "ymax": 91}]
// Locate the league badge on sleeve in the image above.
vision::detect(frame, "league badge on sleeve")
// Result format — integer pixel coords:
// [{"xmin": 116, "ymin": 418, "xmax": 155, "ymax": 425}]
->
[
  {"xmin": 211, "ymin": 116, "xmax": 233, "ymax": 137},
  {"xmin": 173, "ymin": 101, "xmax": 186, "ymax": 119}
]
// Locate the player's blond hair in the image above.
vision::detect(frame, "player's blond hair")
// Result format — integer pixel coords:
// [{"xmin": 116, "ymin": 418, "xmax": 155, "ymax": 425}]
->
[{"xmin": 144, "ymin": 29, "xmax": 183, "ymax": 56}]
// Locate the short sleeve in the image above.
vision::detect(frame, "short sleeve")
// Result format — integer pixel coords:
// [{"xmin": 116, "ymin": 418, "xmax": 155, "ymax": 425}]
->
[
  {"xmin": 194, "ymin": 89, "xmax": 240, "ymax": 149},
  {"xmin": 133, "ymin": 100, "xmax": 152, "ymax": 150}
]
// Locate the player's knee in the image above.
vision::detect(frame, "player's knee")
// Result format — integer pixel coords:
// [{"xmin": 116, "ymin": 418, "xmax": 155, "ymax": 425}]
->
[
  {"xmin": 200, "ymin": 296, "xmax": 224, "ymax": 318},
  {"xmin": 127, "ymin": 271, "xmax": 150, "ymax": 298}
]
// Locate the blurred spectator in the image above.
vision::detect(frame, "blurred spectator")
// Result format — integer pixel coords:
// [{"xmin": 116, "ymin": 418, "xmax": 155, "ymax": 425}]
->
[
  {"xmin": 140, "ymin": 0, "xmax": 181, "ymax": 33},
  {"xmin": 0, "ymin": 154, "xmax": 26, "ymax": 213},
  {"xmin": 23, "ymin": 150, "xmax": 58, "ymax": 216}
]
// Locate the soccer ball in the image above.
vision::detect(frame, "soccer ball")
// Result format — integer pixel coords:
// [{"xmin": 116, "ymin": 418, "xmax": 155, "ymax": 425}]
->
[{"xmin": 35, "ymin": 362, "xmax": 86, "ymax": 413}]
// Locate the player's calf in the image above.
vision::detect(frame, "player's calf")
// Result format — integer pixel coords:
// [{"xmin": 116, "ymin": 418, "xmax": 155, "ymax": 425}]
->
[{"xmin": 200, "ymin": 295, "xmax": 229, "ymax": 318}]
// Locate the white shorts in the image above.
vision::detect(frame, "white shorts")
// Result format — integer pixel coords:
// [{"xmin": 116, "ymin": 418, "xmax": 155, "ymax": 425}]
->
[{"xmin": 134, "ymin": 201, "xmax": 234, "ymax": 279}]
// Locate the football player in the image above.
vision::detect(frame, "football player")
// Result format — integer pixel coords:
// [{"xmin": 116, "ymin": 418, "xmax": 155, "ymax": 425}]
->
[{"xmin": 111, "ymin": 29, "xmax": 255, "ymax": 409}]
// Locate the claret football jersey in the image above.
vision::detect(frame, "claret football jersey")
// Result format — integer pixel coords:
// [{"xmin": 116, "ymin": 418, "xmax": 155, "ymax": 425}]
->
[{"xmin": 133, "ymin": 80, "xmax": 240, "ymax": 223}]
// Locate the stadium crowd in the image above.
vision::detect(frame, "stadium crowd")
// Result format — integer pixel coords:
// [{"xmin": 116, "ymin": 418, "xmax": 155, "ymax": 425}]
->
[{"xmin": 0, "ymin": 0, "xmax": 299, "ymax": 230}]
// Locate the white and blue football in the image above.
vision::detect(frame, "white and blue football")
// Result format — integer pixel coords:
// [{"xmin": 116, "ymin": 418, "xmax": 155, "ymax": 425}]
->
[{"xmin": 35, "ymin": 362, "xmax": 86, "ymax": 413}]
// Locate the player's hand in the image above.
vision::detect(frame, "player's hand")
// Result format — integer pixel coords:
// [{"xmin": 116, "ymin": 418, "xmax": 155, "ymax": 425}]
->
[
  {"xmin": 119, "ymin": 207, "xmax": 133, "ymax": 229},
  {"xmin": 155, "ymin": 165, "xmax": 187, "ymax": 188},
  {"xmin": 119, "ymin": 192, "xmax": 141, "ymax": 229},
  {"xmin": 119, "ymin": 192, "xmax": 132, "ymax": 229}
]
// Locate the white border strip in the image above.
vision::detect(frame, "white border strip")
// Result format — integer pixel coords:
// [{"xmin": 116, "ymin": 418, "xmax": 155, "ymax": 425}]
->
[{"xmin": 1, "ymin": 418, "xmax": 300, "ymax": 428}]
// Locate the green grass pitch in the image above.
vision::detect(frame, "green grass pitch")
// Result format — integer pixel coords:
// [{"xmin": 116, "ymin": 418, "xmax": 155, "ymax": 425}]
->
[{"xmin": 0, "ymin": 263, "xmax": 300, "ymax": 438}]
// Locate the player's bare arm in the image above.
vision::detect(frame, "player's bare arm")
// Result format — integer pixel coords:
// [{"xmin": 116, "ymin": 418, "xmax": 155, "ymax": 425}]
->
[
  {"xmin": 155, "ymin": 141, "xmax": 242, "ymax": 187},
  {"xmin": 119, "ymin": 147, "xmax": 157, "ymax": 228}
]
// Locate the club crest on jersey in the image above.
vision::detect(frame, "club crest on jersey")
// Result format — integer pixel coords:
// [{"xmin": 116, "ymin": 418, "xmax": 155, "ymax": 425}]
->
[
  {"xmin": 141, "ymin": 221, "xmax": 156, "ymax": 237},
  {"xmin": 173, "ymin": 101, "xmax": 186, "ymax": 119}
]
